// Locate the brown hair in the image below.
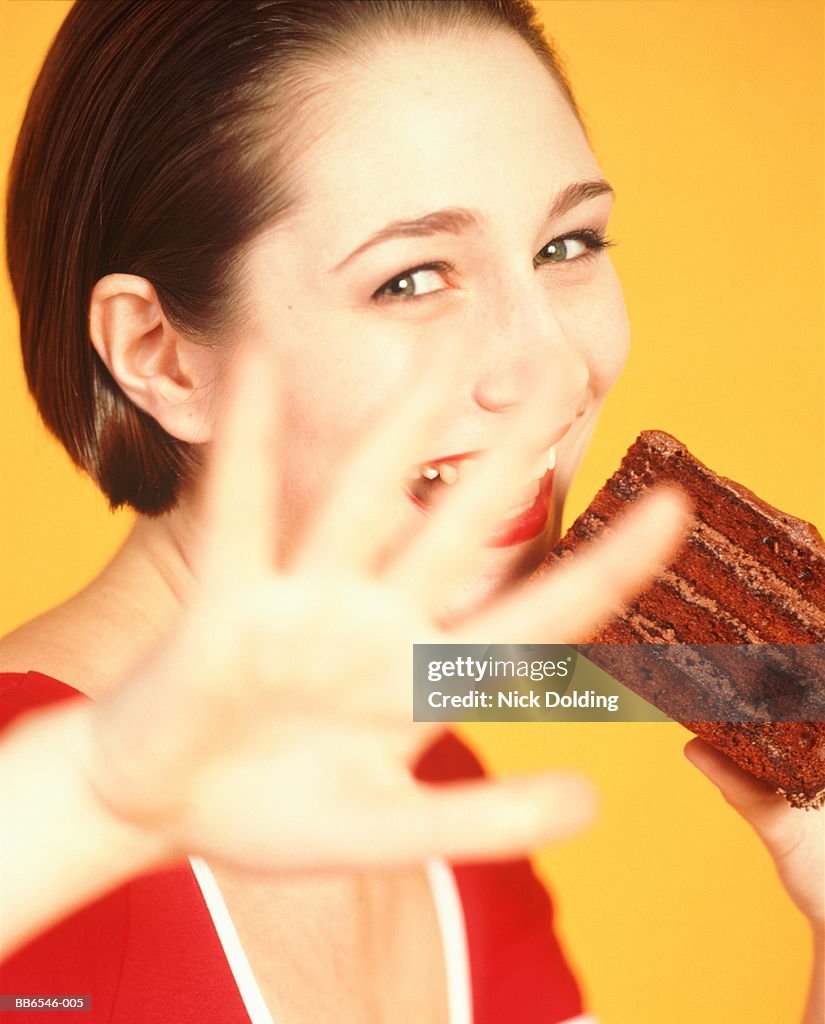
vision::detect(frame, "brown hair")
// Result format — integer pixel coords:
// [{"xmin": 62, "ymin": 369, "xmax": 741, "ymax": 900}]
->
[{"xmin": 6, "ymin": 0, "xmax": 579, "ymax": 515}]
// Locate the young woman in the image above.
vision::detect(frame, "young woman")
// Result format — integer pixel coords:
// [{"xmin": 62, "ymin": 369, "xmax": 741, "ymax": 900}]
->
[{"xmin": 1, "ymin": 2, "xmax": 821, "ymax": 1022}]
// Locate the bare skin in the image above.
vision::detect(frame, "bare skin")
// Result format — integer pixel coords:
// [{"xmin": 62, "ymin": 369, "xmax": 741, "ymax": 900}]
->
[
  {"xmin": 0, "ymin": 343, "xmax": 689, "ymax": 1023},
  {"xmin": 1, "ymin": 26, "xmax": 821, "ymax": 1024}
]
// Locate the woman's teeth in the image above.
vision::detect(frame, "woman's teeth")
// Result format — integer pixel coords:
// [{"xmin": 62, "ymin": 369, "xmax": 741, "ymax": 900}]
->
[
  {"xmin": 546, "ymin": 445, "xmax": 556, "ymax": 471},
  {"xmin": 408, "ymin": 444, "xmax": 558, "ymax": 495},
  {"xmin": 410, "ymin": 460, "xmax": 477, "ymax": 484},
  {"xmin": 438, "ymin": 463, "xmax": 459, "ymax": 484}
]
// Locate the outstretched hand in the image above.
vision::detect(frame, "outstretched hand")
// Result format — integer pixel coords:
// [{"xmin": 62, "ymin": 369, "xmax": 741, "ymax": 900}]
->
[{"xmin": 82, "ymin": 338, "xmax": 689, "ymax": 874}]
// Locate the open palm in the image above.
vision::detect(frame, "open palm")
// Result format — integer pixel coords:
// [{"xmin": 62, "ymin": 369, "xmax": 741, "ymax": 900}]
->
[{"xmin": 85, "ymin": 339, "xmax": 688, "ymax": 872}]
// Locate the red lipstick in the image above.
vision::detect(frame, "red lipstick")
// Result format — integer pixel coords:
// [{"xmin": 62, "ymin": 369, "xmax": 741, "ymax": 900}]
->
[
  {"xmin": 406, "ymin": 466, "xmax": 554, "ymax": 548},
  {"xmin": 485, "ymin": 467, "xmax": 554, "ymax": 547}
]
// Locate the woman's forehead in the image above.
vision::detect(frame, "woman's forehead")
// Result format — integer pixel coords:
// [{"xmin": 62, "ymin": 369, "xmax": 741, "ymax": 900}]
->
[{"xmin": 280, "ymin": 28, "xmax": 599, "ymax": 251}]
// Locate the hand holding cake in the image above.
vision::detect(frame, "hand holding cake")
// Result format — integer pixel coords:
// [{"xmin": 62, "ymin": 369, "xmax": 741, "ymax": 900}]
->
[{"xmin": 685, "ymin": 737, "xmax": 824, "ymax": 935}]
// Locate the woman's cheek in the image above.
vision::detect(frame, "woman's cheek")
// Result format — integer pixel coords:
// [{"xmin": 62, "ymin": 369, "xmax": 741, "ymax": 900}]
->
[
  {"xmin": 567, "ymin": 265, "xmax": 630, "ymax": 398},
  {"xmin": 279, "ymin": 323, "xmax": 416, "ymax": 470}
]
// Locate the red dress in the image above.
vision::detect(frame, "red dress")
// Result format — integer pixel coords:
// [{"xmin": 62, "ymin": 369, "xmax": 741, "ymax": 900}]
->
[{"xmin": 0, "ymin": 671, "xmax": 588, "ymax": 1023}]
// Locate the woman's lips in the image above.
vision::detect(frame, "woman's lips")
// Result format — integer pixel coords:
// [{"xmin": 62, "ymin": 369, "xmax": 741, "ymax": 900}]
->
[
  {"xmin": 485, "ymin": 467, "xmax": 554, "ymax": 547},
  {"xmin": 405, "ymin": 427, "xmax": 569, "ymax": 548},
  {"xmin": 406, "ymin": 465, "xmax": 555, "ymax": 548}
]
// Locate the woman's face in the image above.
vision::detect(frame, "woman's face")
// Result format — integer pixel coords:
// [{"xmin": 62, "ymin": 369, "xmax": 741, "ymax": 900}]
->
[{"xmin": 235, "ymin": 27, "xmax": 628, "ymax": 609}]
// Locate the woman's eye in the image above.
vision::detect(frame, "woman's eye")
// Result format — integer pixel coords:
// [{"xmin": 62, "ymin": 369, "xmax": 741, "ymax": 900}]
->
[
  {"xmin": 534, "ymin": 230, "xmax": 610, "ymax": 266},
  {"xmin": 373, "ymin": 264, "xmax": 450, "ymax": 301}
]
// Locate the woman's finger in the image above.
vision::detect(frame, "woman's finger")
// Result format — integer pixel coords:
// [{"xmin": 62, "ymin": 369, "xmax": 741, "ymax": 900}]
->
[
  {"xmin": 347, "ymin": 770, "xmax": 597, "ymax": 864},
  {"xmin": 293, "ymin": 332, "xmax": 475, "ymax": 575},
  {"xmin": 682, "ymin": 737, "xmax": 805, "ymax": 850},
  {"xmin": 386, "ymin": 366, "xmax": 568, "ymax": 614},
  {"xmin": 683, "ymin": 738, "xmax": 780, "ymax": 813},
  {"xmin": 684, "ymin": 738, "xmax": 825, "ymax": 928},
  {"xmin": 196, "ymin": 339, "xmax": 282, "ymax": 586},
  {"xmin": 458, "ymin": 485, "xmax": 690, "ymax": 643}
]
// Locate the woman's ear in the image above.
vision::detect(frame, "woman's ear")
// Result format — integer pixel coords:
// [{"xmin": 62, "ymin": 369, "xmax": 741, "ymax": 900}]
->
[{"xmin": 88, "ymin": 274, "xmax": 220, "ymax": 444}]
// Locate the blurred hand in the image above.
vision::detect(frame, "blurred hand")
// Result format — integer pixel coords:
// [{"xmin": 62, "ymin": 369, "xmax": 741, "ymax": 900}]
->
[{"xmin": 81, "ymin": 338, "xmax": 689, "ymax": 873}]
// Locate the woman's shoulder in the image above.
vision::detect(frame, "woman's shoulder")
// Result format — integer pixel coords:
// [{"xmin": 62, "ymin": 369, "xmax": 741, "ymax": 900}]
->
[
  {"xmin": 0, "ymin": 615, "xmax": 88, "ymax": 733},
  {"xmin": 1, "ymin": 611, "xmax": 74, "ymax": 675},
  {"xmin": 0, "ymin": 668, "xmax": 82, "ymax": 732},
  {"xmin": 0, "ymin": 601, "xmax": 101, "ymax": 700}
]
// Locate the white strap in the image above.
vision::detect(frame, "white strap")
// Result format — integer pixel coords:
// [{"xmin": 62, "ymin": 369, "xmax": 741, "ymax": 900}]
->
[
  {"xmin": 425, "ymin": 858, "xmax": 474, "ymax": 1024},
  {"xmin": 189, "ymin": 856, "xmax": 473, "ymax": 1024},
  {"xmin": 189, "ymin": 855, "xmax": 590, "ymax": 1024},
  {"xmin": 189, "ymin": 856, "xmax": 275, "ymax": 1024}
]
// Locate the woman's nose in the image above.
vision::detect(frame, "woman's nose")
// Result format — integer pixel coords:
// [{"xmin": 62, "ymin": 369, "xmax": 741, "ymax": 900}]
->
[{"xmin": 471, "ymin": 289, "xmax": 589, "ymax": 416}]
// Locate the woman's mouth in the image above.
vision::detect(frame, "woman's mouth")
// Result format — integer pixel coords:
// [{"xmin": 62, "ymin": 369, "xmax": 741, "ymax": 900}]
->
[{"xmin": 406, "ymin": 444, "xmax": 558, "ymax": 548}]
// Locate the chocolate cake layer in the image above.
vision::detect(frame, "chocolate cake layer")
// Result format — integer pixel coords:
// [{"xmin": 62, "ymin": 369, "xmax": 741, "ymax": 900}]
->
[{"xmin": 542, "ymin": 430, "xmax": 825, "ymax": 809}]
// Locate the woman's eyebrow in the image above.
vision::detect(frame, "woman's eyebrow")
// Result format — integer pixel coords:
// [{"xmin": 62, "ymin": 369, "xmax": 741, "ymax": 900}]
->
[
  {"xmin": 332, "ymin": 208, "xmax": 479, "ymax": 273},
  {"xmin": 332, "ymin": 178, "xmax": 613, "ymax": 273},
  {"xmin": 549, "ymin": 178, "xmax": 614, "ymax": 219}
]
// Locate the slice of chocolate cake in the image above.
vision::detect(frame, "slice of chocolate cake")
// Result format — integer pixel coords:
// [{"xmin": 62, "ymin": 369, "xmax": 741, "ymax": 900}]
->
[{"xmin": 542, "ymin": 430, "xmax": 825, "ymax": 809}]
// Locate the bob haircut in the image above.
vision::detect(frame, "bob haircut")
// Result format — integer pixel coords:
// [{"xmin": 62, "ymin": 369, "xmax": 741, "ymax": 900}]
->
[{"xmin": 6, "ymin": 0, "xmax": 579, "ymax": 515}]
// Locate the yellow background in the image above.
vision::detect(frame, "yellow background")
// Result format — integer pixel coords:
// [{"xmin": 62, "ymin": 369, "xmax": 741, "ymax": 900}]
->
[{"xmin": 1, "ymin": 1, "xmax": 822, "ymax": 1021}]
